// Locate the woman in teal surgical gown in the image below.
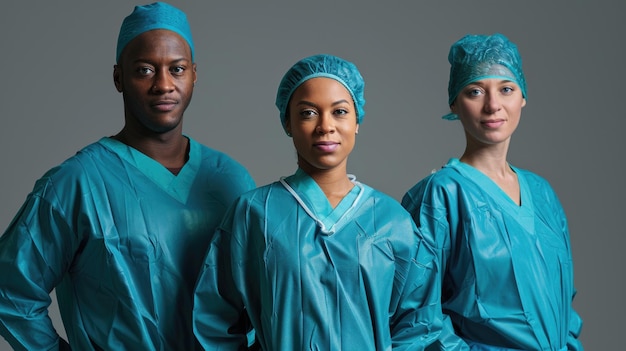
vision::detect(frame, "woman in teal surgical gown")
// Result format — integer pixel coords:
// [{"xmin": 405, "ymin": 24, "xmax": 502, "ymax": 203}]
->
[
  {"xmin": 193, "ymin": 54, "xmax": 445, "ymax": 350},
  {"xmin": 401, "ymin": 33, "xmax": 584, "ymax": 350}
]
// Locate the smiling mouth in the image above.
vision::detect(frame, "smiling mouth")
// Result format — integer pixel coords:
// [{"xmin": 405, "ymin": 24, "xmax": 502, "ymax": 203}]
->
[{"xmin": 482, "ymin": 120, "xmax": 505, "ymax": 128}]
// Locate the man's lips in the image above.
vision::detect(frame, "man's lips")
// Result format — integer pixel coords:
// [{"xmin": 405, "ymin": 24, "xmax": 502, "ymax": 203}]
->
[{"xmin": 152, "ymin": 100, "xmax": 178, "ymax": 112}]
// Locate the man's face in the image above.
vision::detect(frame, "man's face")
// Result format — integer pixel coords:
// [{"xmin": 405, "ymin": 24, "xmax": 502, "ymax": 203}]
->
[{"xmin": 113, "ymin": 29, "xmax": 197, "ymax": 136}]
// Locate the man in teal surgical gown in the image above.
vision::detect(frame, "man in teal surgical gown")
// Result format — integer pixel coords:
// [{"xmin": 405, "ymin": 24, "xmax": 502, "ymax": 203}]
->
[{"xmin": 0, "ymin": 2, "xmax": 255, "ymax": 350}]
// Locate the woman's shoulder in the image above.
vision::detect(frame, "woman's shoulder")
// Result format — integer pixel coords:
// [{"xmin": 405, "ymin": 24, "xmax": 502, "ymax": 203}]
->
[
  {"xmin": 355, "ymin": 183, "xmax": 416, "ymax": 222},
  {"xmin": 511, "ymin": 166, "xmax": 565, "ymax": 211},
  {"xmin": 401, "ymin": 161, "xmax": 484, "ymax": 215},
  {"xmin": 233, "ymin": 180, "xmax": 292, "ymax": 204},
  {"xmin": 355, "ymin": 183, "xmax": 419, "ymax": 233},
  {"xmin": 353, "ymin": 181, "xmax": 407, "ymax": 210},
  {"xmin": 405, "ymin": 166, "xmax": 466, "ymax": 197},
  {"xmin": 359, "ymin": 182, "xmax": 394, "ymax": 200},
  {"xmin": 512, "ymin": 165, "xmax": 556, "ymax": 192}
]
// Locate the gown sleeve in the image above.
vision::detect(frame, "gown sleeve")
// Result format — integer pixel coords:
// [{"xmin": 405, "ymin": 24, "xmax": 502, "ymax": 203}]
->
[
  {"xmin": 388, "ymin": 225, "xmax": 445, "ymax": 351},
  {"xmin": 401, "ymin": 178, "xmax": 470, "ymax": 351},
  {"xmin": 0, "ymin": 183, "xmax": 76, "ymax": 350},
  {"xmin": 557, "ymin": 201, "xmax": 584, "ymax": 351},
  {"xmin": 193, "ymin": 202, "xmax": 250, "ymax": 351},
  {"xmin": 567, "ymin": 297, "xmax": 584, "ymax": 351}
]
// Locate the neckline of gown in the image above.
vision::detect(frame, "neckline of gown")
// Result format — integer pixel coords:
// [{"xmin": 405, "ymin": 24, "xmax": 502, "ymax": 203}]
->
[{"xmin": 280, "ymin": 168, "xmax": 364, "ymax": 235}]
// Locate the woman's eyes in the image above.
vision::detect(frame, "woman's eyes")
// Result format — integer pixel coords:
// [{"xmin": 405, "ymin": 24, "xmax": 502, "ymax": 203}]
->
[
  {"xmin": 298, "ymin": 108, "xmax": 350, "ymax": 118},
  {"xmin": 299, "ymin": 109, "xmax": 317, "ymax": 118},
  {"xmin": 465, "ymin": 86, "xmax": 515, "ymax": 96},
  {"xmin": 467, "ymin": 88, "xmax": 483, "ymax": 97}
]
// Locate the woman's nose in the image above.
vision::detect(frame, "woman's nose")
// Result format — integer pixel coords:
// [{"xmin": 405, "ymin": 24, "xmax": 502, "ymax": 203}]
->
[
  {"xmin": 316, "ymin": 114, "xmax": 335, "ymax": 134},
  {"xmin": 483, "ymin": 93, "xmax": 502, "ymax": 114}
]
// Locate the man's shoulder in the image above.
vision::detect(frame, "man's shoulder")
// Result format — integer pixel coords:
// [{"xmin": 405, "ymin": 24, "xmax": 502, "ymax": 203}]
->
[
  {"xmin": 24, "ymin": 140, "xmax": 110, "ymax": 199},
  {"xmin": 192, "ymin": 139, "xmax": 243, "ymax": 166},
  {"xmin": 45, "ymin": 140, "xmax": 110, "ymax": 176}
]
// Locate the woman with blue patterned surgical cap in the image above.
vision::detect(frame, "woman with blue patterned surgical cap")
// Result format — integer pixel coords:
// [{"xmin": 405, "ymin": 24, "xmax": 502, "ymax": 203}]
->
[
  {"xmin": 0, "ymin": 2, "xmax": 255, "ymax": 350},
  {"xmin": 401, "ymin": 33, "xmax": 584, "ymax": 350},
  {"xmin": 193, "ymin": 54, "xmax": 446, "ymax": 350}
]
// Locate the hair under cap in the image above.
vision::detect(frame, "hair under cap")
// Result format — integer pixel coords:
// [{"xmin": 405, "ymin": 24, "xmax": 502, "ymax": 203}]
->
[
  {"xmin": 275, "ymin": 54, "xmax": 366, "ymax": 135},
  {"xmin": 116, "ymin": 2, "xmax": 194, "ymax": 63},
  {"xmin": 443, "ymin": 33, "xmax": 527, "ymax": 120}
]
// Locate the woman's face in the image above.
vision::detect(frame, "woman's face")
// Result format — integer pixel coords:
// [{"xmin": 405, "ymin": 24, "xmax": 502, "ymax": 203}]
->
[
  {"xmin": 285, "ymin": 77, "xmax": 359, "ymax": 175},
  {"xmin": 452, "ymin": 78, "xmax": 526, "ymax": 147}
]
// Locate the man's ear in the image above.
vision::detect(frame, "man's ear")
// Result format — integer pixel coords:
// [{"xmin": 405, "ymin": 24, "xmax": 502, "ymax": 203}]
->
[
  {"xmin": 192, "ymin": 63, "xmax": 197, "ymax": 86},
  {"xmin": 113, "ymin": 65, "xmax": 123, "ymax": 92}
]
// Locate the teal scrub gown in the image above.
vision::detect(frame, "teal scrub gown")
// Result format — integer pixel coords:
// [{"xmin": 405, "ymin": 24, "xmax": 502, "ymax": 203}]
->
[
  {"xmin": 402, "ymin": 158, "xmax": 583, "ymax": 351},
  {"xmin": 0, "ymin": 136, "xmax": 255, "ymax": 350},
  {"xmin": 193, "ymin": 168, "xmax": 443, "ymax": 351}
]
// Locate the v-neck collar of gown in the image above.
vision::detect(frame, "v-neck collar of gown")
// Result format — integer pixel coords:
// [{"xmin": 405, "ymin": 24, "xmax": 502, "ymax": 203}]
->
[
  {"xmin": 447, "ymin": 158, "xmax": 535, "ymax": 228},
  {"xmin": 99, "ymin": 136, "xmax": 199, "ymax": 204},
  {"xmin": 280, "ymin": 168, "xmax": 363, "ymax": 235}
]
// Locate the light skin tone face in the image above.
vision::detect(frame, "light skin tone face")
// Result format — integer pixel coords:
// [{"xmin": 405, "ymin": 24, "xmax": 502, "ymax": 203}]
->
[
  {"xmin": 112, "ymin": 29, "xmax": 197, "ymax": 167},
  {"xmin": 452, "ymin": 78, "xmax": 526, "ymax": 153},
  {"xmin": 451, "ymin": 78, "xmax": 527, "ymax": 204},
  {"xmin": 285, "ymin": 77, "xmax": 360, "ymax": 207}
]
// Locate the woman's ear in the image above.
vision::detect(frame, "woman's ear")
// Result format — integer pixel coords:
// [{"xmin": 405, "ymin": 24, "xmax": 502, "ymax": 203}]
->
[{"xmin": 285, "ymin": 118, "xmax": 292, "ymax": 136}]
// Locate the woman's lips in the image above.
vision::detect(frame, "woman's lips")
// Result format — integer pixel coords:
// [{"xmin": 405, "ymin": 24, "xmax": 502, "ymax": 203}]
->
[
  {"xmin": 482, "ymin": 120, "xmax": 505, "ymax": 128},
  {"xmin": 314, "ymin": 141, "xmax": 339, "ymax": 152}
]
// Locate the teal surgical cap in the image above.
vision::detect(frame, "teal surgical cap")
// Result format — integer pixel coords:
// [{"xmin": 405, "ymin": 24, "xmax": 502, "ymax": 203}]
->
[
  {"xmin": 116, "ymin": 2, "xmax": 194, "ymax": 63},
  {"xmin": 276, "ymin": 54, "xmax": 366, "ymax": 134},
  {"xmin": 443, "ymin": 33, "xmax": 527, "ymax": 120}
]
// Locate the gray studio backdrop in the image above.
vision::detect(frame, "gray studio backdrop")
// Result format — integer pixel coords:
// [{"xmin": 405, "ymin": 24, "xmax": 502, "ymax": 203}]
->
[{"xmin": 1, "ymin": 1, "xmax": 623, "ymax": 349}]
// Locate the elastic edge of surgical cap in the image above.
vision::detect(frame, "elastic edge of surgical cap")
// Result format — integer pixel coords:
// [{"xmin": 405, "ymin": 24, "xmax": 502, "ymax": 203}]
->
[
  {"xmin": 275, "ymin": 54, "xmax": 366, "ymax": 135},
  {"xmin": 116, "ymin": 2, "xmax": 194, "ymax": 63},
  {"xmin": 442, "ymin": 33, "xmax": 527, "ymax": 121}
]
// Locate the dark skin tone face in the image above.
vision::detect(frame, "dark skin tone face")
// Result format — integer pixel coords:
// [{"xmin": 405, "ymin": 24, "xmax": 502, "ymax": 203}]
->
[
  {"xmin": 112, "ymin": 29, "xmax": 197, "ymax": 168},
  {"xmin": 284, "ymin": 78, "xmax": 359, "ymax": 208}
]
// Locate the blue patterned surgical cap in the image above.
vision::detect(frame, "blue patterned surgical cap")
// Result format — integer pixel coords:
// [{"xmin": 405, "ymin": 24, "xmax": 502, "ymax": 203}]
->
[
  {"xmin": 276, "ymin": 54, "xmax": 366, "ymax": 134},
  {"xmin": 443, "ymin": 33, "xmax": 527, "ymax": 120},
  {"xmin": 116, "ymin": 2, "xmax": 194, "ymax": 63}
]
